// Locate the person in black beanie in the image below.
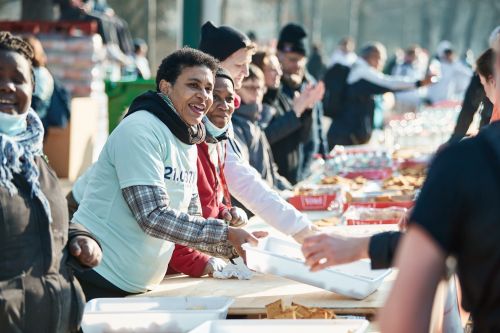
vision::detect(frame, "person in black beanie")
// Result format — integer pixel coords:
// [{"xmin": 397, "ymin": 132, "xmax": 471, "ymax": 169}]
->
[
  {"xmin": 198, "ymin": 21, "xmax": 321, "ymax": 243},
  {"xmin": 199, "ymin": 21, "xmax": 255, "ymax": 89},
  {"xmin": 263, "ymin": 23, "xmax": 327, "ymax": 184}
]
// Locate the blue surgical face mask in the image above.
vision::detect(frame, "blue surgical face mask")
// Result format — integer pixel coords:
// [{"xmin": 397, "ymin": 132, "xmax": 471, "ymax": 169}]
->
[
  {"xmin": 0, "ymin": 112, "xmax": 28, "ymax": 136},
  {"xmin": 202, "ymin": 116, "xmax": 229, "ymax": 138}
]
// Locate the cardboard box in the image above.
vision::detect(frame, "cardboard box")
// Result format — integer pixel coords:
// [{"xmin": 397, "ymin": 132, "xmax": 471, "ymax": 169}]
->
[{"xmin": 44, "ymin": 97, "xmax": 100, "ymax": 181}]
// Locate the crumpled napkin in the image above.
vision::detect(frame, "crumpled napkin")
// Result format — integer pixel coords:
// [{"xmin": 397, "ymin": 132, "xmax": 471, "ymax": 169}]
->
[{"xmin": 212, "ymin": 257, "xmax": 253, "ymax": 280}]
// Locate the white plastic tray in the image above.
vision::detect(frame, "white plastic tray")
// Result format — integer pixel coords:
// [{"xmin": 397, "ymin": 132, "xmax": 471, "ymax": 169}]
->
[
  {"xmin": 188, "ymin": 319, "xmax": 369, "ymax": 333},
  {"xmin": 243, "ymin": 237, "xmax": 391, "ymax": 299},
  {"xmin": 81, "ymin": 296, "xmax": 234, "ymax": 333}
]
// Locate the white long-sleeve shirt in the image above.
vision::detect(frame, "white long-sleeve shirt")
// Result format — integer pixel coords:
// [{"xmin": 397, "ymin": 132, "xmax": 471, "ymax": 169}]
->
[{"xmin": 224, "ymin": 136, "xmax": 311, "ymax": 236}]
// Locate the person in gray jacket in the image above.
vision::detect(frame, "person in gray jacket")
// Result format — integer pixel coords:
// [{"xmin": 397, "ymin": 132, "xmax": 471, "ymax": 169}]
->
[{"xmin": 232, "ymin": 64, "xmax": 292, "ymax": 191}]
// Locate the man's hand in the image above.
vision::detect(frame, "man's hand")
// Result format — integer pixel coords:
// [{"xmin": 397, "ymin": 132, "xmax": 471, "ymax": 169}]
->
[
  {"xmin": 227, "ymin": 228, "xmax": 268, "ymax": 261},
  {"xmin": 293, "ymin": 89, "xmax": 312, "ymax": 117},
  {"xmin": 301, "ymin": 233, "xmax": 370, "ymax": 272},
  {"xmin": 421, "ymin": 73, "xmax": 437, "ymax": 86},
  {"xmin": 69, "ymin": 236, "xmax": 102, "ymax": 268},
  {"xmin": 222, "ymin": 207, "xmax": 248, "ymax": 227},
  {"xmin": 308, "ymin": 81, "xmax": 325, "ymax": 108}
]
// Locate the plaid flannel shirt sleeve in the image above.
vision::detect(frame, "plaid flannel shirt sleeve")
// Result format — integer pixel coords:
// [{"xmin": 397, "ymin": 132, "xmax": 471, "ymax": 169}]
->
[{"xmin": 122, "ymin": 185, "xmax": 237, "ymax": 258}]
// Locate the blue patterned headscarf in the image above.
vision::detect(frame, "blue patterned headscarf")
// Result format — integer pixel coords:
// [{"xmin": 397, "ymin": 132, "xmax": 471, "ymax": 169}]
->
[{"xmin": 0, "ymin": 109, "xmax": 52, "ymax": 223}]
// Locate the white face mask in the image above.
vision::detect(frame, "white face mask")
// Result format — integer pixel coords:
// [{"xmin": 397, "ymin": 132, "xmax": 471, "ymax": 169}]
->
[
  {"xmin": 0, "ymin": 112, "xmax": 28, "ymax": 136},
  {"xmin": 202, "ymin": 116, "xmax": 229, "ymax": 138}
]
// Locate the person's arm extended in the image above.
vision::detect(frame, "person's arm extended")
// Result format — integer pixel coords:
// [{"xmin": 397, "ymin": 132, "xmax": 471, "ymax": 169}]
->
[
  {"xmin": 225, "ymin": 138, "xmax": 312, "ymax": 238},
  {"xmin": 379, "ymin": 225, "xmax": 446, "ymax": 333},
  {"xmin": 350, "ymin": 65, "xmax": 427, "ymax": 95},
  {"xmin": 369, "ymin": 231, "xmax": 402, "ymax": 269},
  {"xmin": 122, "ymin": 185, "xmax": 237, "ymax": 258}
]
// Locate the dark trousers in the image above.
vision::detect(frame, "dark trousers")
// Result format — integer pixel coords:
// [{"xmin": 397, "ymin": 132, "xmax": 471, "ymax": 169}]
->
[{"xmin": 74, "ymin": 269, "xmax": 134, "ymax": 301}]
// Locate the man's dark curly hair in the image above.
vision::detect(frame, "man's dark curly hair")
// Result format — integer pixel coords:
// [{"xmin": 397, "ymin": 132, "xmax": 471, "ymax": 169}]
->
[
  {"xmin": 0, "ymin": 31, "xmax": 34, "ymax": 63},
  {"xmin": 156, "ymin": 47, "xmax": 219, "ymax": 91}
]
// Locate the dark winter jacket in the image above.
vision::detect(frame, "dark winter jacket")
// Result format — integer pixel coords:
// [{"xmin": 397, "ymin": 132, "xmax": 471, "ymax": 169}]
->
[
  {"xmin": 0, "ymin": 156, "xmax": 99, "ymax": 333},
  {"xmin": 264, "ymin": 73, "xmax": 327, "ymax": 184},
  {"xmin": 232, "ymin": 103, "xmax": 292, "ymax": 191}
]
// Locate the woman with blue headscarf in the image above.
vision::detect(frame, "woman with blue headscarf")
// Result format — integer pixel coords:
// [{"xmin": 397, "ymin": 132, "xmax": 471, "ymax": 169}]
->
[{"xmin": 0, "ymin": 31, "xmax": 102, "ymax": 333}]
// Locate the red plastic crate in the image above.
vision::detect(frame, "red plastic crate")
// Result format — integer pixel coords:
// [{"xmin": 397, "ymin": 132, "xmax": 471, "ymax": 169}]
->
[
  {"xmin": 344, "ymin": 201, "xmax": 414, "ymax": 211},
  {"xmin": 346, "ymin": 218, "xmax": 400, "ymax": 225},
  {"xmin": 287, "ymin": 193, "xmax": 338, "ymax": 211},
  {"xmin": 342, "ymin": 168, "xmax": 393, "ymax": 180},
  {"xmin": 0, "ymin": 21, "xmax": 97, "ymax": 35}
]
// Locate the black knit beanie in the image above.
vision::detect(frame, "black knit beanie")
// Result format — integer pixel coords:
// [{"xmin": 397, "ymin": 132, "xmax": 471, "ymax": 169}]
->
[
  {"xmin": 199, "ymin": 21, "xmax": 251, "ymax": 61},
  {"xmin": 215, "ymin": 67, "xmax": 235, "ymax": 89},
  {"xmin": 277, "ymin": 23, "xmax": 308, "ymax": 56}
]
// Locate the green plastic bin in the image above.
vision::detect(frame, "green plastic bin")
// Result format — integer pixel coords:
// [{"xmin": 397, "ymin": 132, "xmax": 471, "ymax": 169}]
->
[{"xmin": 105, "ymin": 79, "xmax": 155, "ymax": 133}]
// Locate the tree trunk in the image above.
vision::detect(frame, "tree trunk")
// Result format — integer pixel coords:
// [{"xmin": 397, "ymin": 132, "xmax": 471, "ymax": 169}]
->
[
  {"xmin": 356, "ymin": 0, "xmax": 368, "ymax": 46},
  {"xmin": 310, "ymin": 0, "xmax": 322, "ymax": 45},
  {"xmin": 22, "ymin": 0, "xmax": 54, "ymax": 20},
  {"xmin": 420, "ymin": 0, "xmax": 433, "ymax": 49},
  {"xmin": 220, "ymin": 0, "xmax": 228, "ymax": 24},
  {"xmin": 463, "ymin": 0, "xmax": 480, "ymax": 50},
  {"xmin": 440, "ymin": 0, "xmax": 461, "ymax": 42},
  {"xmin": 348, "ymin": 0, "xmax": 365, "ymax": 43},
  {"xmin": 276, "ymin": 0, "xmax": 283, "ymax": 36}
]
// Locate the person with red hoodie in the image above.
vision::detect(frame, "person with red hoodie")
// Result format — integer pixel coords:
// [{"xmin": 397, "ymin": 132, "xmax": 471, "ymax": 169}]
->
[{"xmin": 167, "ymin": 68, "xmax": 247, "ymax": 277}]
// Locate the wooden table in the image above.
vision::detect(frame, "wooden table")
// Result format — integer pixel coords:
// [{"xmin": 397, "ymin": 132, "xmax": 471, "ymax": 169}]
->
[
  {"xmin": 143, "ymin": 270, "xmax": 396, "ymax": 317},
  {"xmin": 143, "ymin": 217, "xmax": 399, "ymax": 317}
]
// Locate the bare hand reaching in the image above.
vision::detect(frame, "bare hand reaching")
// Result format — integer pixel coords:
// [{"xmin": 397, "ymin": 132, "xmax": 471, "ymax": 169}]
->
[
  {"xmin": 227, "ymin": 228, "xmax": 268, "ymax": 261},
  {"xmin": 301, "ymin": 233, "xmax": 370, "ymax": 272}
]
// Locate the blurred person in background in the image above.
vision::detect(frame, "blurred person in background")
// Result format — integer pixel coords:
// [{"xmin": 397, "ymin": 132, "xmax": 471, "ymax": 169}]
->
[
  {"xmin": 426, "ymin": 41, "xmax": 473, "ymax": 104},
  {"xmin": 450, "ymin": 26, "xmax": 500, "ymax": 142},
  {"xmin": 383, "ymin": 47, "xmax": 403, "ymax": 75},
  {"xmin": 23, "ymin": 35, "xmax": 54, "ymax": 126},
  {"xmin": 233, "ymin": 64, "xmax": 292, "ymax": 191},
  {"xmin": 329, "ymin": 36, "xmax": 357, "ymax": 67},
  {"xmin": 307, "ymin": 43, "xmax": 327, "ymax": 80},
  {"xmin": 57, "ymin": 0, "xmax": 133, "ymax": 69},
  {"xmin": 392, "ymin": 45, "xmax": 428, "ymax": 113},
  {"xmin": 0, "ymin": 31, "xmax": 101, "ymax": 333},
  {"xmin": 327, "ymin": 42, "xmax": 434, "ymax": 147},
  {"xmin": 133, "ymin": 38, "xmax": 151, "ymax": 80},
  {"xmin": 272, "ymin": 23, "xmax": 327, "ymax": 184},
  {"xmin": 251, "ymin": 48, "xmax": 283, "ymax": 126},
  {"xmin": 489, "ymin": 26, "xmax": 500, "ymax": 123},
  {"xmin": 198, "ymin": 21, "xmax": 319, "ymax": 243}
]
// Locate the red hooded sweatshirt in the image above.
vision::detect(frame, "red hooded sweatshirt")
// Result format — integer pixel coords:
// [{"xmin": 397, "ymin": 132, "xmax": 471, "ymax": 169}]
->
[{"xmin": 167, "ymin": 142, "xmax": 229, "ymax": 277}]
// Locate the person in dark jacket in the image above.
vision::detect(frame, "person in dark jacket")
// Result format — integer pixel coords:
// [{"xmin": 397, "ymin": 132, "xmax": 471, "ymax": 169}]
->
[
  {"xmin": 327, "ymin": 42, "xmax": 433, "ymax": 147},
  {"xmin": 306, "ymin": 43, "xmax": 326, "ymax": 81},
  {"xmin": 449, "ymin": 28, "xmax": 500, "ymax": 143},
  {"xmin": 0, "ymin": 31, "xmax": 102, "ymax": 333},
  {"xmin": 266, "ymin": 23, "xmax": 326, "ymax": 184},
  {"xmin": 233, "ymin": 64, "xmax": 292, "ymax": 191},
  {"xmin": 450, "ymin": 74, "xmax": 493, "ymax": 143}
]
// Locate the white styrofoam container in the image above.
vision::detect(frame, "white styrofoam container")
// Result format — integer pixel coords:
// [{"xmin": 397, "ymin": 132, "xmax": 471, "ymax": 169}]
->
[
  {"xmin": 243, "ymin": 237, "xmax": 391, "ymax": 300},
  {"xmin": 188, "ymin": 319, "xmax": 369, "ymax": 333},
  {"xmin": 81, "ymin": 296, "xmax": 234, "ymax": 333}
]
